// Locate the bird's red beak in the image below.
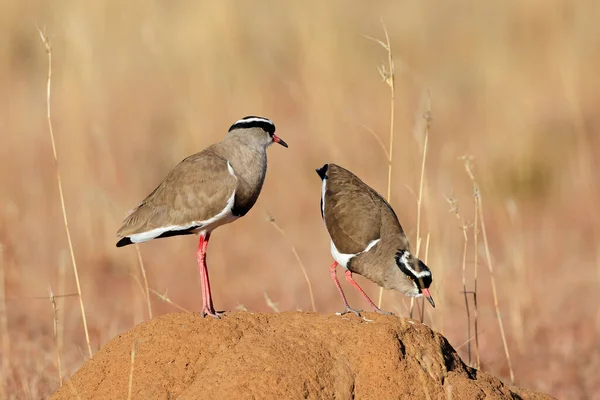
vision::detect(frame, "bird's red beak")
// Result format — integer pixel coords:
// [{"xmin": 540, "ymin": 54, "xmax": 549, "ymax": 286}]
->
[
  {"xmin": 272, "ymin": 134, "xmax": 288, "ymax": 148},
  {"xmin": 421, "ymin": 288, "xmax": 435, "ymax": 308}
]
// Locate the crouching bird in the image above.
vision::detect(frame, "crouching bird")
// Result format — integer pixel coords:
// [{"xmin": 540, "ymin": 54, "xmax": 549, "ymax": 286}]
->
[
  {"xmin": 316, "ymin": 163, "xmax": 434, "ymax": 316},
  {"xmin": 116, "ymin": 116, "xmax": 288, "ymax": 318}
]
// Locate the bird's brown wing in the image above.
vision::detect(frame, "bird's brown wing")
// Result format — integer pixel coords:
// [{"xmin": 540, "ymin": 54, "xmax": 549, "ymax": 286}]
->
[
  {"xmin": 117, "ymin": 148, "xmax": 237, "ymax": 237},
  {"xmin": 324, "ymin": 164, "xmax": 401, "ymax": 254}
]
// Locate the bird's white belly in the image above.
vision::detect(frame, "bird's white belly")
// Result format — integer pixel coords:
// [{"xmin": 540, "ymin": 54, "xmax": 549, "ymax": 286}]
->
[
  {"xmin": 330, "ymin": 238, "xmax": 380, "ymax": 270},
  {"xmin": 194, "ymin": 211, "xmax": 239, "ymax": 236}
]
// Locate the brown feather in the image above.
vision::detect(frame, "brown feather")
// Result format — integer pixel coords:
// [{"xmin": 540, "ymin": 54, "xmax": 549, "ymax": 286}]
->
[
  {"xmin": 117, "ymin": 147, "xmax": 237, "ymax": 237},
  {"xmin": 323, "ymin": 164, "xmax": 406, "ymax": 254}
]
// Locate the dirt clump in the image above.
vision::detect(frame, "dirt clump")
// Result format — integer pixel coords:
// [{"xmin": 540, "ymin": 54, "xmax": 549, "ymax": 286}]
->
[{"xmin": 51, "ymin": 312, "xmax": 553, "ymax": 399}]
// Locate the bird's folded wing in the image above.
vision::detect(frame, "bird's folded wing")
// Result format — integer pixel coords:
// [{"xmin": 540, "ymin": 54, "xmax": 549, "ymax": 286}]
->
[
  {"xmin": 117, "ymin": 149, "xmax": 237, "ymax": 237},
  {"xmin": 324, "ymin": 174, "xmax": 384, "ymax": 254}
]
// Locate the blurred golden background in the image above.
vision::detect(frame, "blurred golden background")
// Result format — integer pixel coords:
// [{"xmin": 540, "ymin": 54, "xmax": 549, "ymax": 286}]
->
[{"xmin": 1, "ymin": 0, "xmax": 599, "ymax": 398}]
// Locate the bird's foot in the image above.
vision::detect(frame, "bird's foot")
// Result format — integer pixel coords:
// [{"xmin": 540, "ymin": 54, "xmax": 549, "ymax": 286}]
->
[
  {"xmin": 372, "ymin": 307, "xmax": 394, "ymax": 316},
  {"xmin": 336, "ymin": 306, "xmax": 363, "ymax": 317},
  {"xmin": 201, "ymin": 308, "xmax": 224, "ymax": 319}
]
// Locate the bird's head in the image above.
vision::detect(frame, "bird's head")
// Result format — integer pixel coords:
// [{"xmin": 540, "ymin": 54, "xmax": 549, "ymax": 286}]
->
[
  {"xmin": 228, "ymin": 116, "xmax": 288, "ymax": 149},
  {"xmin": 395, "ymin": 250, "xmax": 435, "ymax": 308}
]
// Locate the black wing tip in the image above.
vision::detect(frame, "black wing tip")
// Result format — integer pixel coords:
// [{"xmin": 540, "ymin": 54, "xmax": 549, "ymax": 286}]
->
[
  {"xmin": 116, "ymin": 237, "xmax": 133, "ymax": 247},
  {"xmin": 316, "ymin": 164, "xmax": 329, "ymax": 180}
]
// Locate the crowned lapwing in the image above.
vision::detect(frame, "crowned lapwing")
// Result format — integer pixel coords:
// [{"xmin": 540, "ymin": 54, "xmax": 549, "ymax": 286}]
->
[
  {"xmin": 316, "ymin": 163, "xmax": 434, "ymax": 316},
  {"xmin": 116, "ymin": 116, "xmax": 288, "ymax": 318}
]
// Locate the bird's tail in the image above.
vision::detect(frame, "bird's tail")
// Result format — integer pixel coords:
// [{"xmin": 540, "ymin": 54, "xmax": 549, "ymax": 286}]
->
[{"xmin": 316, "ymin": 164, "xmax": 329, "ymax": 180}]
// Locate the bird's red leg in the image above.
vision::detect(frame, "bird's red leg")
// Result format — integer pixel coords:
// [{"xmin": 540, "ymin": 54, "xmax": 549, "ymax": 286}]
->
[
  {"xmin": 329, "ymin": 262, "xmax": 361, "ymax": 316},
  {"xmin": 197, "ymin": 233, "xmax": 220, "ymax": 318},
  {"xmin": 344, "ymin": 270, "xmax": 393, "ymax": 315}
]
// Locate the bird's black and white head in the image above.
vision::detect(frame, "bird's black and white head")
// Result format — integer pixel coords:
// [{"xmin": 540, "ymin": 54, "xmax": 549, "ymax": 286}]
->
[
  {"xmin": 395, "ymin": 250, "xmax": 435, "ymax": 308},
  {"xmin": 228, "ymin": 116, "xmax": 288, "ymax": 149}
]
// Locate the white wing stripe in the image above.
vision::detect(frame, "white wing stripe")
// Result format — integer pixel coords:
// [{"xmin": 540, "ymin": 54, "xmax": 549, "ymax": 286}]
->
[
  {"xmin": 331, "ymin": 238, "xmax": 380, "ymax": 270},
  {"xmin": 320, "ymin": 177, "xmax": 327, "ymax": 218}
]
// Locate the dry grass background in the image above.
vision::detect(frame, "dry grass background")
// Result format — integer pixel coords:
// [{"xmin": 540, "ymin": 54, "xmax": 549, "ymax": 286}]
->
[{"xmin": 1, "ymin": 0, "xmax": 599, "ymax": 398}]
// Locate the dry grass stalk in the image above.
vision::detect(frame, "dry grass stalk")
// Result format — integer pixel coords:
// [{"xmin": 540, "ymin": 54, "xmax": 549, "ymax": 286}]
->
[
  {"xmin": 57, "ymin": 252, "xmax": 67, "ymax": 372},
  {"xmin": 149, "ymin": 288, "xmax": 190, "ymax": 313},
  {"xmin": 415, "ymin": 233, "xmax": 433, "ymax": 324},
  {"xmin": 127, "ymin": 340, "xmax": 137, "ymax": 400},
  {"xmin": 460, "ymin": 156, "xmax": 482, "ymax": 368},
  {"xmin": 48, "ymin": 287, "xmax": 63, "ymax": 386},
  {"xmin": 361, "ymin": 125, "xmax": 389, "ymax": 159},
  {"xmin": 460, "ymin": 218, "xmax": 472, "ymax": 365},
  {"xmin": 464, "ymin": 158, "xmax": 515, "ymax": 384},
  {"xmin": 134, "ymin": 245, "xmax": 153, "ymax": 319},
  {"xmin": 37, "ymin": 27, "xmax": 93, "ymax": 358},
  {"xmin": 0, "ymin": 245, "xmax": 9, "ymax": 400},
  {"xmin": 472, "ymin": 183, "xmax": 481, "ymax": 368},
  {"xmin": 263, "ymin": 292, "xmax": 280, "ymax": 313},
  {"xmin": 364, "ymin": 21, "xmax": 396, "ymax": 309},
  {"xmin": 409, "ymin": 297, "xmax": 415, "ymax": 320},
  {"xmin": 455, "ymin": 329, "xmax": 488, "ymax": 352},
  {"xmin": 447, "ymin": 196, "xmax": 473, "ymax": 365},
  {"xmin": 3, "ymin": 293, "xmax": 79, "ymax": 301},
  {"xmin": 414, "ymin": 93, "xmax": 432, "ymax": 258},
  {"xmin": 130, "ymin": 273, "xmax": 148, "ymax": 324},
  {"xmin": 411, "ymin": 93, "xmax": 432, "ymax": 319},
  {"xmin": 267, "ymin": 215, "xmax": 316, "ymax": 312}
]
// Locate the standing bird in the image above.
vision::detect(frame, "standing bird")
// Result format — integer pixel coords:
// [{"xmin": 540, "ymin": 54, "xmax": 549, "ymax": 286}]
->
[
  {"xmin": 116, "ymin": 116, "xmax": 288, "ymax": 318},
  {"xmin": 316, "ymin": 163, "xmax": 434, "ymax": 316}
]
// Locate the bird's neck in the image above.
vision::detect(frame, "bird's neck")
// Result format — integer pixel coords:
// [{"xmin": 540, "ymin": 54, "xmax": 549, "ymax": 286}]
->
[
  {"xmin": 221, "ymin": 137, "xmax": 267, "ymax": 181},
  {"xmin": 215, "ymin": 137, "xmax": 267, "ymax": 214}
]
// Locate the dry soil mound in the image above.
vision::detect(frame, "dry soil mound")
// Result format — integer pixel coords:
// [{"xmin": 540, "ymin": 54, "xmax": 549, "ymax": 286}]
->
[{"xmin": 51, "ymin": 312, "xmax": 552, "ymax": 399}]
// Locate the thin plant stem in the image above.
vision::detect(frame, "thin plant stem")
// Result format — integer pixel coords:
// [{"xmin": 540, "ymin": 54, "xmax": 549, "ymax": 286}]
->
[
  {"xmin": 149, "ymin": 288, "xmax": 190, "ymax": 313},
  {"xmin": 461, "ymin": 158, "xmax": 481, "ymax": 369},
  {"xmin": 37, "ymin": 27, "xmax": 93, "ymax": 358},
  {"xmin": 364, "ymin": 21, "xmax": 396, "ymax": 309},
  {"xmin": 447, "ymin": 196, "xmax": 472, "ymax": 364},
  {"xmin": 419, "ymin": 232, "xmax": 431, "ymax": 323},
  {"xmin": 130, "ymin": 273, "xmax": 147, "ymax": 324},
  {"xmin": 263, "ymin": 292, "xmax": 280, "ymax": 313},
  {"xmin": 48, "ymin": 287, "xmax": 63, "ymax": 386},
  {"xmin": 382, "ymin": 21, "xmax": 396, "ymax": 222},
  {"xmin": 461, "ymin": 221, "xmax": 471, "ymax": 365},
  {"xmin": 267, "ymin": 215, "xmax": 316, "ymax": 312},
  {"xmin": 3, "ymin": 293, "xmax": 79, "ymax": 301},
  {"xmin": 0, "ymin": 245, "xmax": 9, "ymax": 400},
  {"xmin": 360, "ymin": 125, "xmax": 389, "ymax": 159},
  {"xmin": 134, "ymin": 245, "xmax": 152, "ymax": 319},
  {"xmin": 57, "ymin": 252, "xmax": 67, "ymax": 371},
  {"xmin": 478, "ymin": 190, "xmax": 515, "ymax": 383},
  {"xmin": 415, "ymin": 93, "xmax": 432, "ymax": 257},
  {"xmin": 473, "ymin": 178, "xmax": 481, "ymax": 369},
  {"xmin": 455, "ymin": 329, "xmax": 488, "ymax": 351},
  {"xmin": 411, "ymin": 93, "xmax": 432, "ymax": 318},
  {"xmin": 465, "ymin": 159, "xmax": 515, "ymax": 383},
  {"xmin": 127, "ymin": 340, "xmax": 137, "ymax": 400}
]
